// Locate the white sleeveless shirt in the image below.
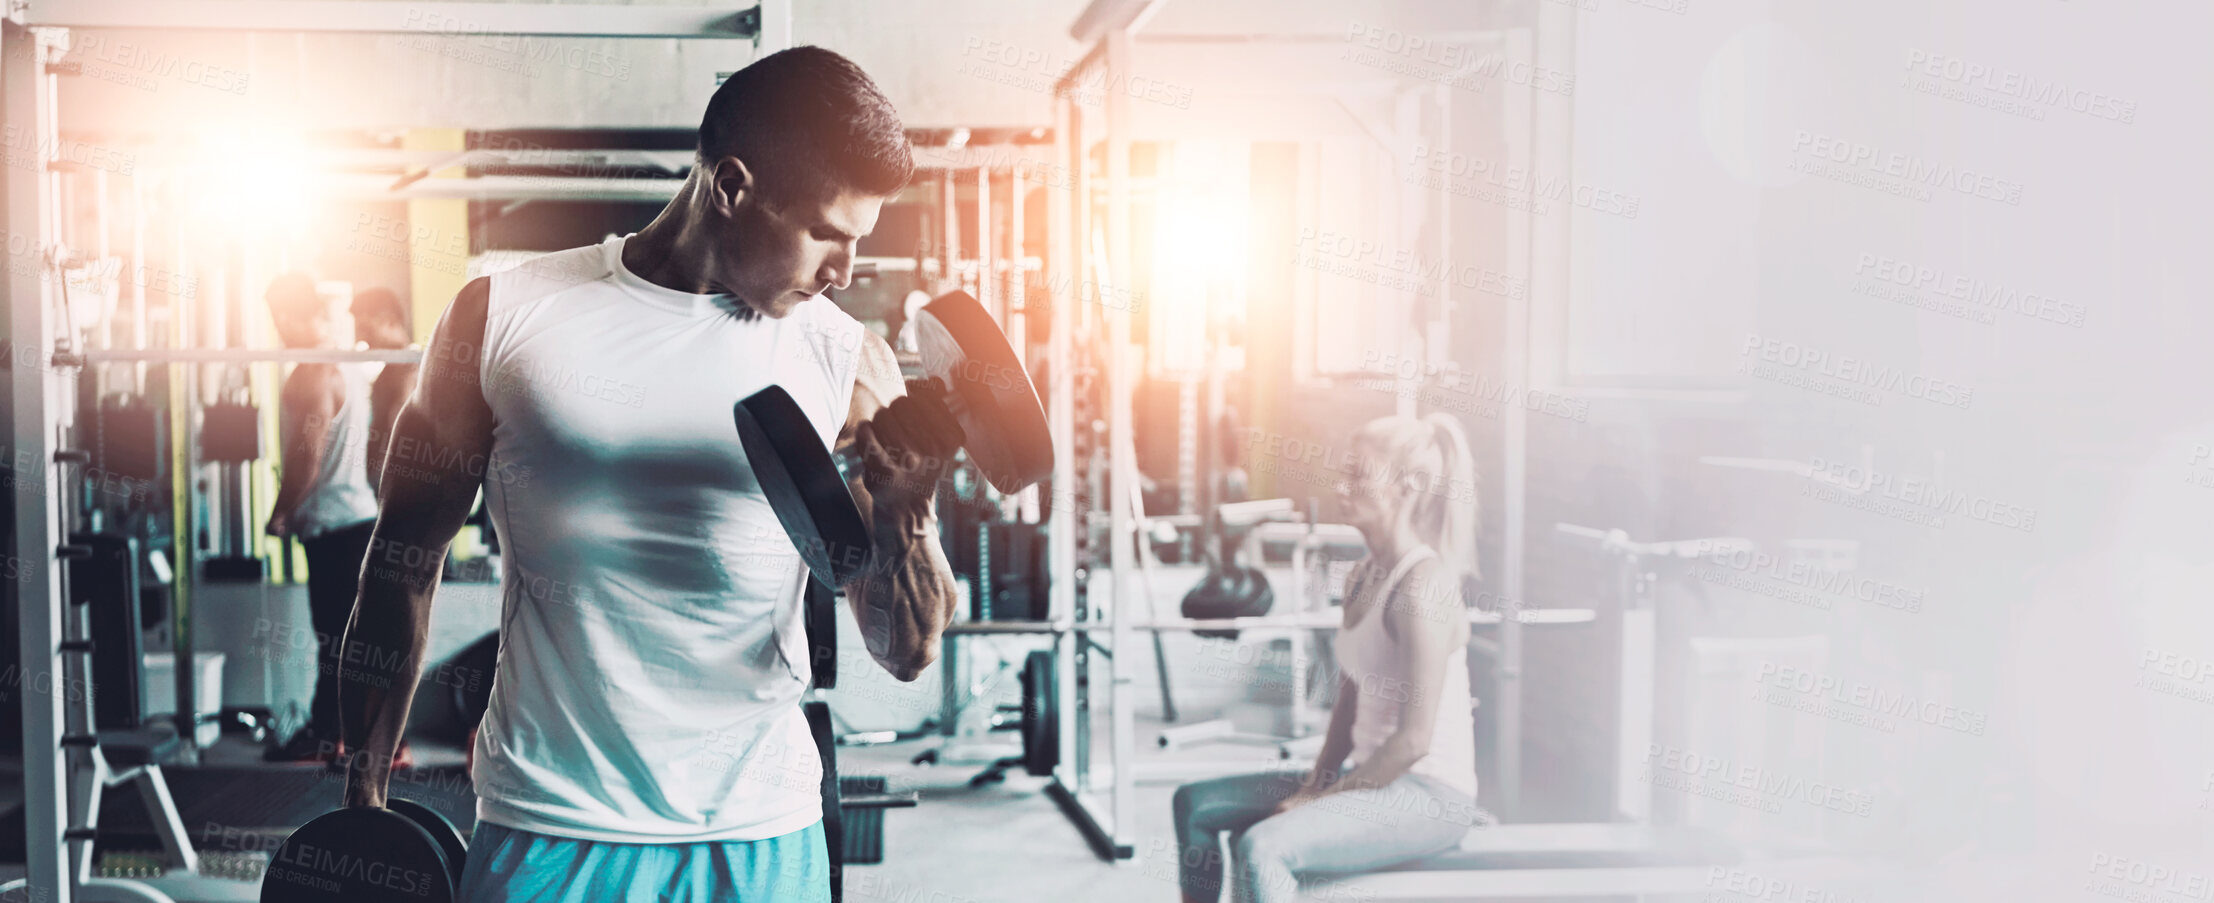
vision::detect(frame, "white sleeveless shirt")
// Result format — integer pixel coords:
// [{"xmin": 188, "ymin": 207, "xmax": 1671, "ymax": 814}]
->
[
  {"xmin": 1337, "ymin": 545, "xmax": 1481, "ymax": 800},
  {"xmin": 286, "ymin": 362, "xmax": 380, "ymax": 538},
  {"xmin": 468, "ymin": 235, "xmax": 866, "ymax": 843}
]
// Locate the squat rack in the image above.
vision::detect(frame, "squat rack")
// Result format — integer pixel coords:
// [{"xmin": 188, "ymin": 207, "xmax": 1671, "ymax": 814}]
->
[
  {"xmin": 1038, "ymin": 0, "xmax": 1522, "ymax": 861},
  {"xmin": 5, "ymin": 5, "xmax": 787, "ymax": 902}
]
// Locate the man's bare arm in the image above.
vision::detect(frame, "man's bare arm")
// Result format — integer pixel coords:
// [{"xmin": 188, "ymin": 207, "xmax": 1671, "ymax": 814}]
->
[
  {"xmin": 835, "ymin": 332, "xmax": 961, "ymax": 682},
  {"xmin": 267, "ymin": 365, "xmax": 342, "ymax": 534},
  {"xmin": 340, "ymin": 279, "xmax": 495, "ymax": 807},
  {"xmin": 364, "ymin": 365, "xmax": 418, "ymax": 495}
]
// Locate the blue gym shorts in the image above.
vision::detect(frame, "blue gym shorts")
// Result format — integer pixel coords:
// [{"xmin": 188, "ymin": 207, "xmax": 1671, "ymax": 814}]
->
[{"xmin": 454, "ymin": 819, "xmax": 829, "ymax": 902}]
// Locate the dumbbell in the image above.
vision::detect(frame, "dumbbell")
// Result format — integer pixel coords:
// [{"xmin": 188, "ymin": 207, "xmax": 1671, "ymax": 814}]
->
[
  {"xmin": 734, "ymin": 290, "xmax": 1053, "ymax": 588},
  {"xmin": 260, "ymin": 798, "xmax": 468, "ymax": 902}
]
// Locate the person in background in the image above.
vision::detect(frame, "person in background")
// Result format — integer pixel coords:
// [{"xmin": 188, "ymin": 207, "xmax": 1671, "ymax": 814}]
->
[
  {"xmin": 1171, "ymin": 413, "xmax": 1485, "ymax": 903},
  {"xmin": 349, "ymin": 287, "xmax": 417, "ymax": 494},
  {"xmin": 262, "ymin": 273, "xmax": 411, "ymax": 768}
]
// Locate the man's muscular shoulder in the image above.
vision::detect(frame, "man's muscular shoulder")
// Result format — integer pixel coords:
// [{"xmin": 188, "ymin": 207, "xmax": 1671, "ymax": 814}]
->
[{"xmin": 407, "ymin": 277, "xmax": 494, "ymax": 418}]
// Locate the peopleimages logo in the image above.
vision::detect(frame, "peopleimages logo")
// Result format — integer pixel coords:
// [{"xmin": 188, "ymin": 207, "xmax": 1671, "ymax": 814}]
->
[
  {"xmin": 959, "ymin": 35, "xmax": 1194, "ymax": 109},
  {"xmin": 1705, "ymin": 867, "xmax": 1866, "ymax": 903},
  {"xmin": 2136, "ymin": 647, "xmax": 2214, "ymax": 706},
  {"xmin": 1360, "ymin": 352, "xmax": 1589, "ymax": 424},
  {"xmin": 397, "ymin": 7, "xmax": 633, "ymax": 80},
  {"xmin": 2184, "ymin": 445, "xmax": 2214, "ymax": 491},
  {"xmin": 1407, "ymin": 144, "xmax": 1641, "ymax": 219},
  {"xmin": 1242, "ymin": 429, "xmax": 1478, "ymax": 504},
  {"xmin": 2083, "ymin": 852, "xmax": 2213, "ymax": 901},
  {"xmin": 1739, "ymin": 334, "xmax": 1977, "ymax": 411},
  {"xmin": 1851, "ymin": 253, "xmax": 2085, "ymax": 328},
  {"xmin": 1292, "ymin": 227, "xmax": 1528, "ymax": 300},
  {"xmin": 1343, "ymin": 22, "xmax": 1576, "ymax": 96},
  {"xmin": 1903, "ymin": 49, "xmax": 2137, "ymax": 124},
  {"xmin": 1640, "ymin": 744, "xmax": 1875, "ymax": 817},
  {"xmin": 1690, "ymin": 541, "xmax": 1927, "ymax": 614},
  {"xmin": 1803, "ymin": 455, "xmax": 2038, "ymax": 533},
  {"xmin": 1751, "ymin": 662, "xmax": 1987, "ymax": 736},
  {"xmin": 2, "ymin": 125, "xmax": 137, "ymax": 176},
  {"xmin": 67, "ymin": 34, "xmax": 251, "ymax": 95},
  {"xmin": 1788, "ymin": 130, "xmax": 2024, "ymax": 206}
]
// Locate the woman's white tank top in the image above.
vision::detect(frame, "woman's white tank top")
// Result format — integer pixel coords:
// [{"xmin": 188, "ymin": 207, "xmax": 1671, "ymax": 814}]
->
[{"xmin": 1337, "ymin": 544, "xmax": 1480, "ymax": 799}]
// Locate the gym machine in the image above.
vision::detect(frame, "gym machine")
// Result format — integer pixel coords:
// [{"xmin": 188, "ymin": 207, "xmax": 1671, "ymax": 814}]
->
[
  {"xmin": 1033, "ymin": 17, "xmax": 1894, "ymax": 900},
  {"xmin": 1030, "ymin": 0, "xmax": 1491, "ymax": 860}
]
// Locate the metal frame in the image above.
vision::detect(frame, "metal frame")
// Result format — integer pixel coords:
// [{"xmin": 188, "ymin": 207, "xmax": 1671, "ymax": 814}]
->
[
  {"xmin": 12, "ymin": 0, "xmax": 767, "ymax": 39},
  {"xmin": 1044, "ymin": 74, "xmax": 1087, "ymax": 857},
  {"xmin": 329, "ymin": 175, "xmax": 689, "ymax": 202},
  {"xmin": 85, "ymin": 348, "xmax": 422, "ymax": 363},
  {"xmin": 1042, "ymin": 0, "xmax": 1531, "ymax": 863},
  {"xmin": 4, "ymin": 4, "xmax": 791, "ymax": 901},
  {"xmin": 10, "ymin": 21, "xmax": 76, "ymax": 903},
  {"xmin": 1496, "ymin": 24, "xmax": 1537, "ymax": 821},
  {"xmin": 86, "ymin": 142, "xmax": 1054, "ymax": 206},
  {"xmin": 900, "ymin": 151, "xmax": 1050, "ymax": 766}
]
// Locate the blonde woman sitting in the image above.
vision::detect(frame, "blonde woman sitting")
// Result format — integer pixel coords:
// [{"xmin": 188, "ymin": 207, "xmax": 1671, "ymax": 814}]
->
[{"xmin": 1171, "ymin": 414, "xmax": 1485, "ymax": 903}]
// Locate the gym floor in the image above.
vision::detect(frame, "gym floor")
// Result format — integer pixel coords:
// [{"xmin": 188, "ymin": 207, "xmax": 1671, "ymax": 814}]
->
[
  {"xmin": 0, "ymin": 564, "xmax": 1367, "ymax": 902},
  {"xmin": 0, "ymin": 709, "xmax": 1224, "ymax": 903}
]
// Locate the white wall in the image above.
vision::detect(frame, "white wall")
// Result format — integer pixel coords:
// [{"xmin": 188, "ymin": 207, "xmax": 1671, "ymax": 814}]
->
[
  {"xmin": 54, "ymin": 0, "xmax": 1085, "ymax": 133},
  {"xmin": 49, "ymin": 0, "xmax": 1498, "ymax": 134},
  {"xmin": 1543, "ymin": 0, "xmax": 2214, "ymax": 891}
]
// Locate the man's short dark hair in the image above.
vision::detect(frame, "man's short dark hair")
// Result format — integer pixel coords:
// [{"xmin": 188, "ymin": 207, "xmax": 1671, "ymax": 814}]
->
[
  {"xmin": 697, "ymin": 46, "xmax": 913, "ymax": 210},
  {"xmin": 350, "ymin": 287, "xmax": 408, "ymax": 328}
]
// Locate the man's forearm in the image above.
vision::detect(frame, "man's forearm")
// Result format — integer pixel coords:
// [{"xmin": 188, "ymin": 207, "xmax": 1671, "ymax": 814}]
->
[
  {"xmin": 848, "ymin": 492, "xmax": 959, "ymax": 682},
  {"xmin": 339, "ymin": 549, "xmax": 438, "ymax": 804},
  {"xmin": 364, "ymin": 427, "xmax": 389, "ymax": 495},
  {"xmin": 268, "ymin": 486, "xmax": 299, "ymax": 523},
  {"xmin": 270, "ymin": 433, "xmax": 327, "ymax": 524}
]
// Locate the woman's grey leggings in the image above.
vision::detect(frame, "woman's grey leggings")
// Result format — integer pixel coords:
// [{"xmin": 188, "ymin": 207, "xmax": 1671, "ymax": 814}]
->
[{"xmin": 1171, "ymin": 770, "xmax": 1479, "ymax": 903}]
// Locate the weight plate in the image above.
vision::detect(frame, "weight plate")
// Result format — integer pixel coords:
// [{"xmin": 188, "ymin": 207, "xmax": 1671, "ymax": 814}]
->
[
  {"xmin": 260, "ymin": 807, "xmax": 454, "ymax": 903},
  {"xmin": 914, "ymin": 291, "xmax": 1053, "ymax": 495},
  {"xmin": 734, "ymin": 385, "xmax": 875, "ymax": 589},
  {"xmin": 385, "ymin": 798, "xmax": 468, "ymax": 884}
]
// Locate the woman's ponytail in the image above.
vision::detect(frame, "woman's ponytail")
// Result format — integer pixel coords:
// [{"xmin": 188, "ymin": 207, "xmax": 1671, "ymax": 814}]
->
[{"xmin": 1422, "ymin": 412, "xmax": 1479, "ymax": 582}]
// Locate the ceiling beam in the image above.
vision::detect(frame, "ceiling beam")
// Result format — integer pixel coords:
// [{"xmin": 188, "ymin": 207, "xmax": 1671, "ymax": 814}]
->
[{"xmin": 13, "ymin": 0, "xmax": 761, "ymax": 39}]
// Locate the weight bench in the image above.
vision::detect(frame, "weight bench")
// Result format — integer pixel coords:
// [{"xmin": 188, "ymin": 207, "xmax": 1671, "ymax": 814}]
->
[
  {"xmin": 1, "ymin": 724, "xmax": 266, "ymax": 902},
  {"xmin": 1307, "ymin": 824, "xmax": 1860, "ymax": 900},
  {"xmin": 1, "ymin": 529, "xmax": 264, "ymax": 902}
]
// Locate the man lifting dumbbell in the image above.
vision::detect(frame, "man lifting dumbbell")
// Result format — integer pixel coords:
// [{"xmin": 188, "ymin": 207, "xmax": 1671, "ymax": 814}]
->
[{"xmin": 324, "ymin": 47, "xmax": 960, "ymax": 902}]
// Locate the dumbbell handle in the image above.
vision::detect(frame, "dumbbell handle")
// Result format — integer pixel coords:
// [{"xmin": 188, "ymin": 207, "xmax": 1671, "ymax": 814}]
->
[{"xmin": 828, "ymin": 377, "xmax": 969, "ymax": 476}]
